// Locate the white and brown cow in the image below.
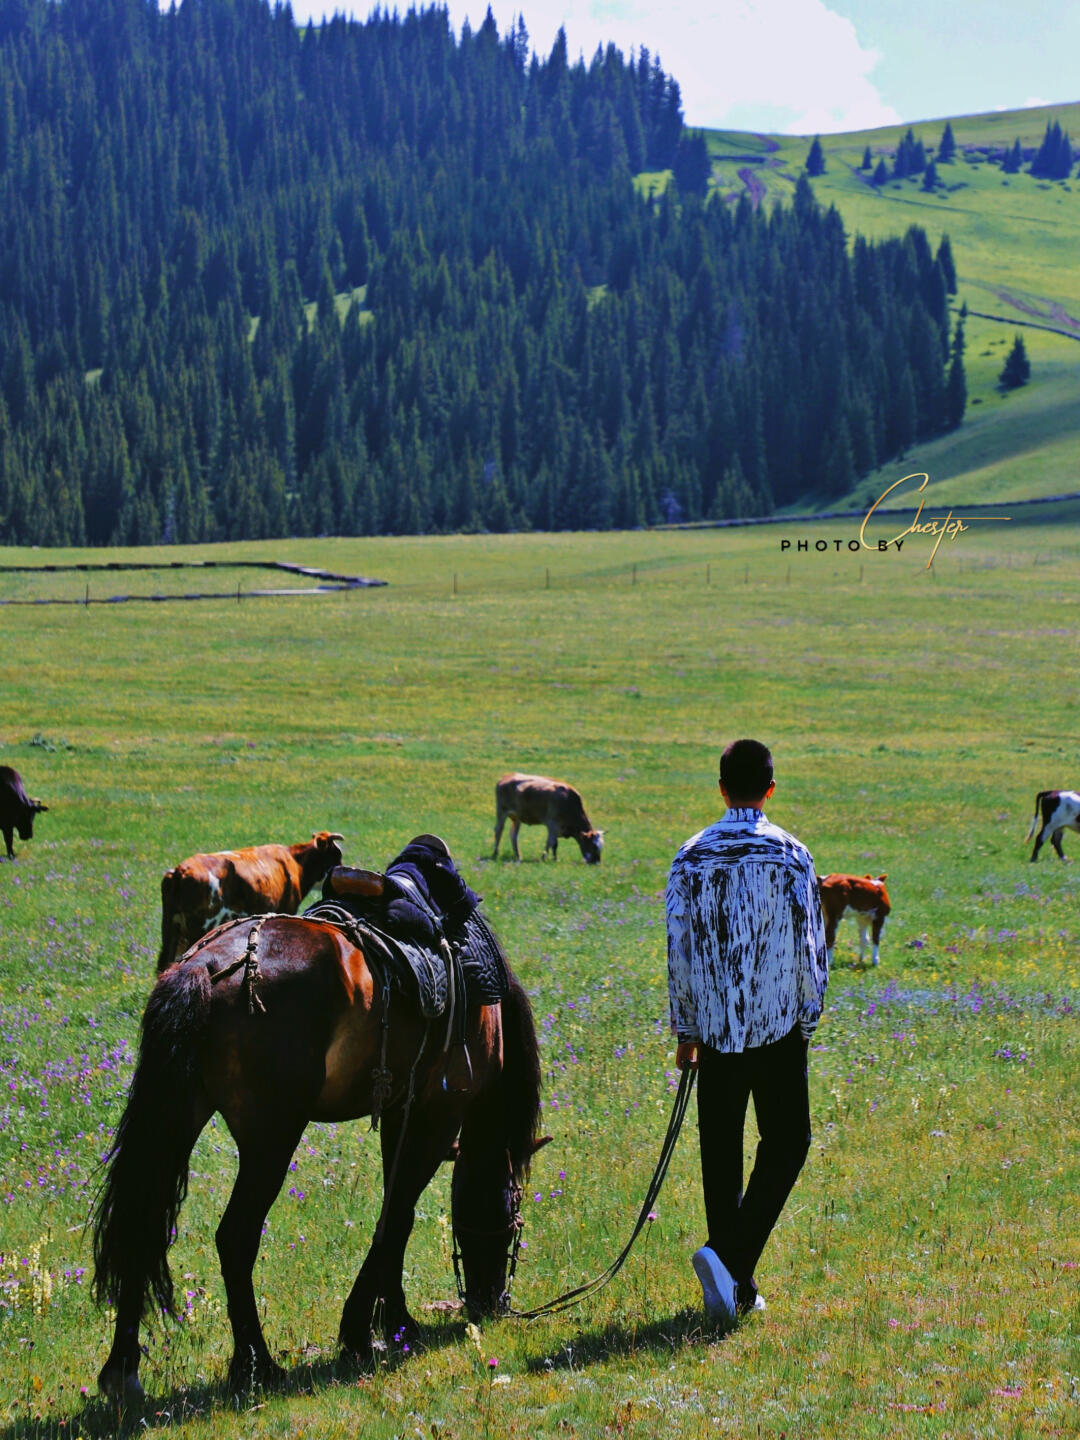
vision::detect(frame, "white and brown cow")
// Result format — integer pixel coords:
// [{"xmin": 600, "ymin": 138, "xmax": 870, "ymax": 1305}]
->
[
  {"xmin": 157, "ymin": 831, "xmax": 344, "ymax": 971},
  {"xmin": 1027, "ymin": 790, "xmax": 1080, "ymax": 862},
  {"xmin": 818, "ymin": 873, "xmax": 891, "ymax": 967},
  {"xmin": 493, "ymin": 773, "xmax": 604, "ymax": 864}
]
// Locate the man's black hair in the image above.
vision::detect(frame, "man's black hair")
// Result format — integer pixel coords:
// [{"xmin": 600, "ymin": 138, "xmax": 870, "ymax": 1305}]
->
[{"xmin": 720, "ymin": 739, "xmax": 774, "ymax": 803}]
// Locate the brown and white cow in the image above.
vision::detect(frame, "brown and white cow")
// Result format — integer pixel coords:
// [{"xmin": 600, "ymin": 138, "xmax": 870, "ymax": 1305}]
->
[
  {"xmin": 1027, "ymin": 789, "xmax": 1080, "ymax": 862},
  {"xmin": 817, "ymin": 873, "xmax": 891, "ymax": 967},
  {"xmin": 493, "ymin": 773, "xmax": 604, "ymax": 864},
  {"xmin": 0, "ymin": 765, "xmax": 48, "ymax": 860},
  {"xmin": 157, "ymin": 831, "xmax": 344, "ymax": 971}
]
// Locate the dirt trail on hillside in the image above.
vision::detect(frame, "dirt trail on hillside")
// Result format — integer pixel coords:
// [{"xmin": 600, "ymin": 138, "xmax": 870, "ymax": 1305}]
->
[
  {"xmin": 738, "ymin": 167, "xmax": 766, "ymax": 208},
  {"xmin": 994, "ymin": 289, "xmax": 1080, "ymax": 335}
]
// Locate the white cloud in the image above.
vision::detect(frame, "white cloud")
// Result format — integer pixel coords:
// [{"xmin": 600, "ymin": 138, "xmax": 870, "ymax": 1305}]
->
[
  {"xmin": 284, "ymin": 0, "xmax": 899, "ymax": 134},
  {"xmin": 1023, "ymin": 95, "xmax": 1050, "ymax": 108}
]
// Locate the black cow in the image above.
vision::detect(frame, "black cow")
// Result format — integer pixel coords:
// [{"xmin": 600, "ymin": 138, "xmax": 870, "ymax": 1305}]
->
[{"xmin": 0, "ymin": 766, "xmax": 49, "ymax": 859}]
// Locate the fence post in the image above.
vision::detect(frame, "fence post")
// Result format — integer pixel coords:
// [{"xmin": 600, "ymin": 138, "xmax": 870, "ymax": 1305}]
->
[
  {"xmin": 632, "ymin": 563, "xmax": 637, "ymax": 586},
  {"xmin": 85, "ymin": 583, "xmax": 90, "ymax": 608},
  {"xmin": 237, "ymin": 581, "xmax": 242, "ymax": 603},
  {"xmin": 706, "ymin": 563, "xmax": 711, "ymax": 586},
  {"xmin": 453, "ymin": 572, "xmax": 458, "ymax": 596},
  {"xmin": 545, "ymin": 567, "xmax": 550, "ymax": 589}
]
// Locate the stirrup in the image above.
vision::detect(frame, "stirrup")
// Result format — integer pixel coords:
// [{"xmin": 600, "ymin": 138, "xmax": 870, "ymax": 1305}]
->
[{"xmin": 442, "ymin": 1042, "xmax": 473, "ymax": 1094}]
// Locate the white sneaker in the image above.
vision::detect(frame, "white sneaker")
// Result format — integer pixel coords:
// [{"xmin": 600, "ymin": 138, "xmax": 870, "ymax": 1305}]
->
[{"xmin": 692, "ymin": 1246, "xmax": 736, "ymax": 1324}]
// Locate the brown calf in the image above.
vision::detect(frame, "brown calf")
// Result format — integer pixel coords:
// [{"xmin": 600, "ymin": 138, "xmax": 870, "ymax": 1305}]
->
[
  {"xmin": 817, "ymin": 872, "xmax": 891, "ymax": 967},
  {"xmin": 157, "ymin": 831, "xmax": 344, "ymax": 971},
  {"xmin": 493, "ymin": 773, "xmax": 604, "ymax": 864}
]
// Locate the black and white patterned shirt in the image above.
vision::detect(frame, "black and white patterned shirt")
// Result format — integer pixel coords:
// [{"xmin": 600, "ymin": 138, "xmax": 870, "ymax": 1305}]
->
[{"xmin": 666, "ymin": 807, "xmax": 829, "ymax": 1052}]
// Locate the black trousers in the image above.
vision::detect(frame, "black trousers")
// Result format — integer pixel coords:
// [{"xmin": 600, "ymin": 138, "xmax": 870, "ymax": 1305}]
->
[{"xmin": 696, "ymin": 1024, "xmax": 811, "ymax": 1295}]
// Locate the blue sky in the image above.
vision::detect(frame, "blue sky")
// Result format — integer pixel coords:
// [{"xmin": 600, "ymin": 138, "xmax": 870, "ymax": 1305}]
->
[{"xmin": 283, "ymin": 0, "xmax": 1079, "ymax": 134}]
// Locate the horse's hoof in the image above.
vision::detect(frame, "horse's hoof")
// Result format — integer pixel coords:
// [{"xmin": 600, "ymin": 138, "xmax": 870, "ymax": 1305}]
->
[
  {"xmin": 227, "ymin": 1350, "xmax": 287, "ymax": 1395},
  {"xmin": 98, "ymin": 1366, "xmax": 144, "ymax": 1405}
]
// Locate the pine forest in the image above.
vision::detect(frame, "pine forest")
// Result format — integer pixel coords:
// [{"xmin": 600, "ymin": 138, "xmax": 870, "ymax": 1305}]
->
[{"xmin": 0, "ymin": 0, "xmax": 962, "ymax": 544}]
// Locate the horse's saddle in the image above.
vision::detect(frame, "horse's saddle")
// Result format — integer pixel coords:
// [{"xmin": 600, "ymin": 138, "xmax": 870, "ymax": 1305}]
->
[
  {"xmin": 305, "ymin": 887, "xmax": 453, "ymax": 1023},
  {"xmin": 304, "ymin": 837, "xmax": 507, "ymax": 1025}
]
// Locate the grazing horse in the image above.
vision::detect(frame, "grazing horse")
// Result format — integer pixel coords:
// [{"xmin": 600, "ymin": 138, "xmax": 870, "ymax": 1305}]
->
[{"xmin": 92, "ymin": 914, "xmax": 542, "ymax": 1402}]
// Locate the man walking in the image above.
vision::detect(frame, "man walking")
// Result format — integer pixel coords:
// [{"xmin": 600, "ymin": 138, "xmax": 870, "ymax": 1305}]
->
[{"xmin": 666, "ymin": 738, "xmax": 828, "ymax": 1323}]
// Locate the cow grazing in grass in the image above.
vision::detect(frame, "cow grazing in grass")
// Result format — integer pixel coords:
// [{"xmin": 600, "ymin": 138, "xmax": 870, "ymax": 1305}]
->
[
  {"xmin": 818, "ymin": 873, "xmax": 891, "ymax": 967},
  {"xmin": 157, "ymin": 831, "xmax": 344, "ymax": 971},
  {"xmin": 0, "ymin": 766, "xmax": 48, "ymax": 860},
  {"xmin": 493, "ymin": 773, "xmax": 604, "ymax": 864},
  {"xmin": 1027, "ymin": 790, "xmax": 1080, "ymax": 862}
]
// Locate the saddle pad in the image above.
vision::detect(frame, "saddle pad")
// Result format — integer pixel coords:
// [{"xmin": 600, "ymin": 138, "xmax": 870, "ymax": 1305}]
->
[{"xmin": 458, "ymin": 910, "xmax": 510, "ymax": 1005}]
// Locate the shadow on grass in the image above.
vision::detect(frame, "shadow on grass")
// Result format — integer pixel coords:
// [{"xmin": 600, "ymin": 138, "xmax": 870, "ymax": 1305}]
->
[
  {"xmin": 0, "ymin": 1320, "xmax": 467, "ymax": 1439},
  {"xmin": 521, "ymin": 1305, "xmax": 741, "ymax": 1372}
]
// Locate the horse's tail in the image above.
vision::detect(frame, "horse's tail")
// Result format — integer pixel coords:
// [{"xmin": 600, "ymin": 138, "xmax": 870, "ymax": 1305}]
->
[
  {"xmin": 92, "ymin": 962, "xmax": 212, "ymax": 1318},
  {"xmin": 157, "ymin": 868, "xmax": 181, "ymax": 972},
  {"xmin": 1026, "ymin": 791, "xmax": 1053, "ymax": 840},
  {"xmin": 498, "ymin": 970, "xmax": 543, "ymax": 1182}
]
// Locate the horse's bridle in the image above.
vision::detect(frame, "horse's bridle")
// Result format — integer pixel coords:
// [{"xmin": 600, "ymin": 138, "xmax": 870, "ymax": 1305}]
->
[{"xmin": 450, "ymin": 1176, "xmax": 524, "ymax": 1313}]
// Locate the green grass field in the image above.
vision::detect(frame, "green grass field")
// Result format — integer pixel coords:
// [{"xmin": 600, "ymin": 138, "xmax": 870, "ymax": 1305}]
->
[
  {"xmin": 689, "ymin": 103, "xmax": 1080, "ymax": 513},
  {"xmin": 1, "ymin": 522, "xmax": 1078, "ymax": 1438}
]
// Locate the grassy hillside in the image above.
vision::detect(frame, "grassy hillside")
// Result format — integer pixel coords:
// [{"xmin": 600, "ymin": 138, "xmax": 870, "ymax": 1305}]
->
[
  {"xmin": 1, "ymin": 525, "xmax": 1078, "ymax": 1437},
  {"xmin": 699, "ymin": 103, "xmax": 1080, "ymax": 510}
]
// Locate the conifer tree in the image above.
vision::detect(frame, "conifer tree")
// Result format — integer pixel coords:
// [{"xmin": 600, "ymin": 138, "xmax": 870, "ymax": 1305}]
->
[
  {"xmin": 1002, "ymin": 138, "xmax": 1022, "ymax": 174},
  {"xmin": 945, "ymin": 321, "xmax": 966, "ymax": 429},
  {"xmin": 672, "ymin": 130, "xmax": 710, "ymax": 195},
  {"xmin": 1030, "ymin": 120, "xmax": 1073, "ymax": 179},
  {"xmin": 938, "ymin": 121, "xmax": 956, "ymax": 163},
  {"xmin": 805, "ymin": 136, "xmax": 826, "ymax": 176},
  {"xmin": 893, "ymin": 128, "xmax": 926, "ymax": 179},
  {"xmin": 860, "ymin": 144, "xmax": 872, "ymax": 171},
  {"xmin": 936, "ymin": 235, "xmax": 957, "ymax": 294},
  {"xmin": 998, "ymin": 334, "xmax": 1031, "ymax": 390}
]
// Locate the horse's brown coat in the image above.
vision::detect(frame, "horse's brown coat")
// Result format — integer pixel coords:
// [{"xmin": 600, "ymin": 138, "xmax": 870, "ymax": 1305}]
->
[{"xmin": 93, "ymin": 914, "xmax": 541, "ymax": 1401}]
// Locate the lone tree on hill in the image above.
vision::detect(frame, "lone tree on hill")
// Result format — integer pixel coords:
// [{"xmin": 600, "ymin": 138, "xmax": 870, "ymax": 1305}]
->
[
  {"xmin": 871, "ymin": 157, "xmax": 889, "ymax": 186},
  {"xmin": 861, "ymin": 144, "xmax": 873, "ymax": 170},
  {"xmin": 998, "ymin": 334, "xmax": 1031, "ymax": 390},
  {"xmin": 938, "ymin": 121, "xmax": 956, "ymax": 163},
  {"xmin": 806, "ymin": 136, "xmax": 826, "ymax": 175},
  {"xmin": 922, "ymin": 159, "xmax": 938, "ymax": 191}
]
